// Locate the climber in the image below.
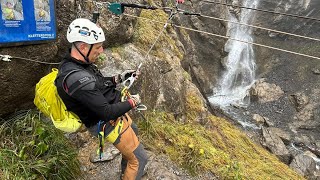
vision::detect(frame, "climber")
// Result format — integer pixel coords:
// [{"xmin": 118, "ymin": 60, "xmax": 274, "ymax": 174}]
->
[{"xmin": 55, "ymin": 18, "xmax": 148, "ymax": 180}]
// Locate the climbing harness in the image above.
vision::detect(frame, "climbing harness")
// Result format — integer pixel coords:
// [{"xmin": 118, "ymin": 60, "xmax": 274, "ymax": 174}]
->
[
  {"xmin": 96, "ymin": 118, "xmax": 125, "ymax": 160},
  {"xmin": 97, "ymin": 121, "xmax": 105, "ymax": 160}
]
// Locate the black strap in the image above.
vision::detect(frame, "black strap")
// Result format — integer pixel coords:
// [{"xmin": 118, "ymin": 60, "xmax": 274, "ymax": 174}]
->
[
  {"xmin": 86, "ymin": 44, "xmax": 94, "ymax": 61},
  {"xmin": 73, "ymin": 43, "xmax": 91, "ymax": 63},
  {"xmin": 65, "ymin": 75, "xmax": 96, "ymax": 95}
]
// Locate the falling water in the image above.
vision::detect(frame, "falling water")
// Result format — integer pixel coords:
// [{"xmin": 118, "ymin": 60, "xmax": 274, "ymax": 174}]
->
[{"xmin": 209, "ymin": 0, "xmax": 260, "ymax": 108}]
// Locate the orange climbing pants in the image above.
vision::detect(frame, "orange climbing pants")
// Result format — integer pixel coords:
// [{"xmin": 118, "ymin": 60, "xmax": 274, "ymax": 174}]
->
[{"xmin": 114, "ymin": 114, "xmax": 147, "ymax": 180}]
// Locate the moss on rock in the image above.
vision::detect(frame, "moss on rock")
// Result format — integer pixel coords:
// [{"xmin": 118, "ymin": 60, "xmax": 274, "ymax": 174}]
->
[
  {"xmin": 133, "ymin": 10, "xmax": 183, "ymax": 60},
  {"xmin": 138, "ymin": 111, "xmax": 304, "ymax": 179}
]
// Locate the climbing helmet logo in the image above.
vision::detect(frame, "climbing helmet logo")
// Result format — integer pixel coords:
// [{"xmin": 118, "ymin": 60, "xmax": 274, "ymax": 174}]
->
[{"xmin": 79, "ymin": 29, "xmax": 90, "ymax": 37}]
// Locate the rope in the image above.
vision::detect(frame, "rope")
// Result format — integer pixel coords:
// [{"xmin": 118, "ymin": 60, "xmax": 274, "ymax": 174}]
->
[
  {"xmin": 202, "ymin": 0, "xmax": 320, "ymax": 22},
  {"xmin": 124, "ymin": 13, "xmax": 320, "ymax": 60}
]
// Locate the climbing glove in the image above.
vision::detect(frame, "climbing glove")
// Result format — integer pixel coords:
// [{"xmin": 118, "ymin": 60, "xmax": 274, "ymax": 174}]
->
[{"xmin": 128, "ymin": 94, "xmax": 141, "ymax": 108}]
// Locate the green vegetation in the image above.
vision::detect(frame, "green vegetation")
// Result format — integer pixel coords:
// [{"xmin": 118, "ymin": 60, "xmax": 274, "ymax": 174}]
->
[
  {"xmin": 0, "ymin": 110, "xmax": 81, "ymax": 180},
  {"xmin": 133, "ymin": 10, "xmax": 183, "ymax": 60},
  {"xmin": 137, "ymin": 110, "xmax": 304, "ymax": 179},
  {"xmin": 185, "ymin": 91, "xmax": 205, "ymax": 121},
  {"xmin": 96, "ymin": 53, "xmax": 107, "ymax": 67}
]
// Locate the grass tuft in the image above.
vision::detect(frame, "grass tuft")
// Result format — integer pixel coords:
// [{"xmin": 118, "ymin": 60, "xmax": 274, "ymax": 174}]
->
[{"xmin": 0, "ymin": 110, "xmax": 81, "ymax": 180}]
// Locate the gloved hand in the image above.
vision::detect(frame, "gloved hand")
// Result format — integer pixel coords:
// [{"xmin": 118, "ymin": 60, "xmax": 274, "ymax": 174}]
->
[{"xmin": 128, "ymin": 94, "xmax": 141, "ymax": 108}]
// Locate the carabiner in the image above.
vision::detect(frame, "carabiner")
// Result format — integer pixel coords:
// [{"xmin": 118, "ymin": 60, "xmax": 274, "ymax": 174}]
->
[{"xmin": 121, "ymin": 75, "xmax": 135, "ymax": 89}]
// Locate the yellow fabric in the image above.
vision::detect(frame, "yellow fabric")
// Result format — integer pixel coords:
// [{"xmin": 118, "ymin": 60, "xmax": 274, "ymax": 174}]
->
[
  {"xmin": 34, "ymin": 68, "xmax": 82, "ymax": 132},
  {"xmin": 106, "ymin": 119, "xmax": 124, "ymax": 143}
]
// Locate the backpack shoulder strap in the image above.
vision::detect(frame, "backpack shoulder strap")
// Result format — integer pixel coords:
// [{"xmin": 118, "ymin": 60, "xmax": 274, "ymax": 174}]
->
[
  {"xmin": 56, "ymin": 61, "xmax": 97, "ymax": 96},
  {"xmin": 63, "ymin": 70, "xmax": 96, "ymax": 95}
]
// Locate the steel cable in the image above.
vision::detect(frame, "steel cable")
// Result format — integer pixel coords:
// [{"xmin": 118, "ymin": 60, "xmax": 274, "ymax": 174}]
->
[
  {"xmin": 202, "ymin": 0, "xmax": 320, "ymax": 22},
  {"xmin": 124, "ymin": 13, "xmax": 320, "ymax": 60}
]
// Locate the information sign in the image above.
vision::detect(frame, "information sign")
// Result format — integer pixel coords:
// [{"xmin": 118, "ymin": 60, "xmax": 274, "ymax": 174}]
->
[{"xmin": 0, "ymin": 0, "xmax": 56, "ymax": 45}]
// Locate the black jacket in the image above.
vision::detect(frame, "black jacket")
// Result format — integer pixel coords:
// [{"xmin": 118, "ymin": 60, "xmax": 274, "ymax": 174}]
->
[{"xmin": 55, "ymin": 53, "xmax": 132, "ymax": 128}]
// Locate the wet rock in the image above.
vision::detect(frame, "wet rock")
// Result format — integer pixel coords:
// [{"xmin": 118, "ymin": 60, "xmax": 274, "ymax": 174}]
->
[
  {"xmin": 290, "ymin": 152, "xmax": 317, "ymax": 178},
  {"xmin": 293, "ymin": 142, "xmax": 320, "ymax": 158},
  {"xmin": 65, "ymin": 132, "xmax": 88, "ymax": 148},
  {"xmin": 262, "ymin": 127, "xmax": 291, "ymax": 164},
  {"xmin": 250, "ymin": 79, "xmax": 284, "ymax": 103},
  {"xmin": 143, "ymin": 152, "xmax": 181, "ymax": 180}
]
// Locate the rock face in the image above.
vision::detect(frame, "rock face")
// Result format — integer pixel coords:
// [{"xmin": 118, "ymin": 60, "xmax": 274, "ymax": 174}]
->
[
  {"xmin": 176, "ymin": 0, "xmax": 228, "ymax": 95},
  {"xmin": 290, "ymin": 152, "xmax": 317, "ymax": 178},
  {"xmin": 175, "ymin": 0, "xmax": 320, "ymax": 178},
  {"xmin": 0, "ymin": 44, "xmax": 58, "ymax": 116},
  {"xmin": 242, "ymin": 0, "xmax": 320, "ymax": 178},
  {"xmin": 262, "ymin": 127, "xmax": 291, "ymax": 164}
]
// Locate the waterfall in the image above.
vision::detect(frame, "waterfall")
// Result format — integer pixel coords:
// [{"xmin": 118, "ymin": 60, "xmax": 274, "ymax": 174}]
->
[{"xmin": 209, "ymin": 0, "xmax": 260, "ymax": 108}]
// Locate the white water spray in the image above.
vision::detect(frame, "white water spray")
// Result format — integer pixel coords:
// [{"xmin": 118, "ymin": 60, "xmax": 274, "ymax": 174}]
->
[{"xmin": 209, "ymin": 0, "xmax": 260, "ymax": 108}]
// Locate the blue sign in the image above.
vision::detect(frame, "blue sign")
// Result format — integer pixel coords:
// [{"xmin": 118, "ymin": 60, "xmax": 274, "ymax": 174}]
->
[{"xmin": 0, "ymin": 0, "xmax": 56, "ymax": 45}]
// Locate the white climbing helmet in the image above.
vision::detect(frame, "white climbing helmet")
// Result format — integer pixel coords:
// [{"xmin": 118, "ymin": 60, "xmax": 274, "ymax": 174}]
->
[{"xmin": 67, "ymin": 18, "xmax": 105, "ymax": 44}]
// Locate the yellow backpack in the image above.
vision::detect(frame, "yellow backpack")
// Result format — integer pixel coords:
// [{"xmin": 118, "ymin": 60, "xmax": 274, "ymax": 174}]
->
[{"xmin": 34, "ymin": 68, "xmax": 82, "ymax": 132}]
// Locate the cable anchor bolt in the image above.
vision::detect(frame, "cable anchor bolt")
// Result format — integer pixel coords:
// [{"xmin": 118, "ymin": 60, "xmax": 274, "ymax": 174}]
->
[{"xmin": 0, "ymin": 55, "xmax": 12, "ymax": 62}]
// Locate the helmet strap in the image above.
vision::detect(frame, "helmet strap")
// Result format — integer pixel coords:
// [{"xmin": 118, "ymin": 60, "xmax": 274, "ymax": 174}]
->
[
  {"xmin": 73, "ymin": 42, "xmax": 91, "ymax": 63},
  {"xmin": 86, "ymin": 44, "xmax": 94, "ymax": 61}
]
